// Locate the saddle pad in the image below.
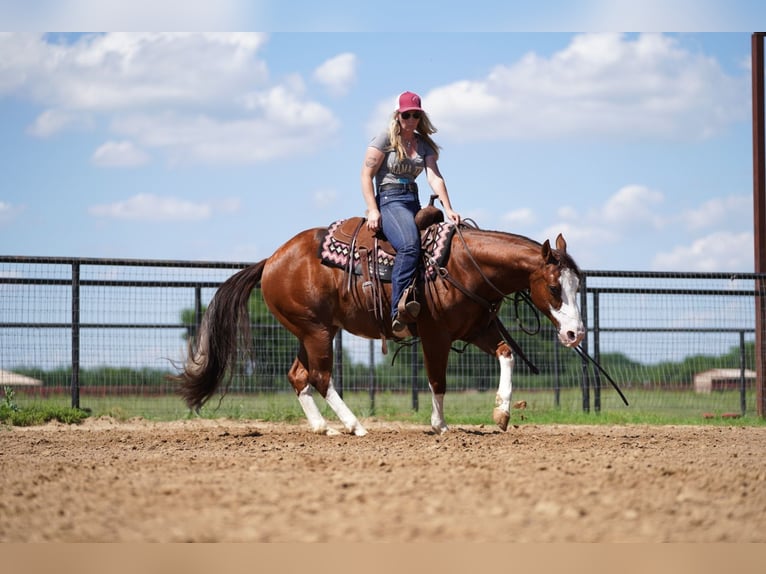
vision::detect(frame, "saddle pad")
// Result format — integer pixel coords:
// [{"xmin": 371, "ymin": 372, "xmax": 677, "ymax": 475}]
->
[{"xmin": 318, "ymin": 218, "xmax": 455, "ymax": 282}]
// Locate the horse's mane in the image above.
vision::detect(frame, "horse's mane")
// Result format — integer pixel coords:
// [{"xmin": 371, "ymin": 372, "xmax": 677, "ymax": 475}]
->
[{"xmin": 458, "ymin": 225, "xmax": 582, "ymax": 276}]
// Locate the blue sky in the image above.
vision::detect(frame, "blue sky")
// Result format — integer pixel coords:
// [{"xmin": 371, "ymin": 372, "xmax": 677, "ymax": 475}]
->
[{"xmin": 0, "ymin": 4, "xmax": 764, "ymax": 272}]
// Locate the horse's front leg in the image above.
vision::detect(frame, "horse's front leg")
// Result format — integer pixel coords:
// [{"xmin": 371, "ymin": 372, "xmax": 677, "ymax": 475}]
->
[
  {"xmin": 421, "ymin": 337, "xmax": 450, "ymax": 434},
  {"xmin": 429, "ymin": 383, "xmax": 448, "ymax": 434},
  {"xmin": 492, "ymin": 343, "xmax": 515, "ymax": 431}
]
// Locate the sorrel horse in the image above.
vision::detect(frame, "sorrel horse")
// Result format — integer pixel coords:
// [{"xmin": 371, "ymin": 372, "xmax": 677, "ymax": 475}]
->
[{"xmin": 171, "ymin": 214, "xmax": 585, "ymax": 436}]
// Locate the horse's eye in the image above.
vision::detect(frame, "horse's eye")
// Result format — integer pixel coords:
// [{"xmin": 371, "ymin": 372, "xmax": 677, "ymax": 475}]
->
[{"xmin": 549, "ymin": 285, "xmax": 562, "ymax": 298}]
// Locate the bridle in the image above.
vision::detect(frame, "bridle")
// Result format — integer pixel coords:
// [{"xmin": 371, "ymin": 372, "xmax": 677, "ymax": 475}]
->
[
  {"xmin": 427, "ymin": 221, "xmax": 629, "ymax": 406},
  {"xmin": 425, "ymin": 221, "xmax": 541, "ymax": 373}
]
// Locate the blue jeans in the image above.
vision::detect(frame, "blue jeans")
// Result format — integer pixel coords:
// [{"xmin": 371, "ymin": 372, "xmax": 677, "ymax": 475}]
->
[{"xmin": 377, "ymin": 189, "xmax": 421, "ymax": 319}]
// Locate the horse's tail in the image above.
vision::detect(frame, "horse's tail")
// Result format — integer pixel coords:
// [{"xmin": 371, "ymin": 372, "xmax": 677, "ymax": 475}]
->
[{"xmin": 170, "ymin": 259, "xmax": 267, "ymax": 412}]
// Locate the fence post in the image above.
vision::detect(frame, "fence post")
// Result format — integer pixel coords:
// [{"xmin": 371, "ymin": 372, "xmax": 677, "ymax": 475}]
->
[
  {"xmin": 71, "ymin": 261, "xmax": 80, "ymax": 410},
  {"xmin": 740, "ymin": 331, "xmax": 747, "ymax": 416},
  {"xmin": 368, "ymin": 339, "xmax": 376, "ymax": 414},
  {"xmin": 593, "ymin": 290, "xmax": 602, "ymax": 413},
  {"xmin": 580, "ymin": 274, "xmax": 590, "ymax": 412},
  {"xmin": 752, "ymin": 33, "xmax": 766, "ymax": 418},
  {"xmin": 411, "ymin": 341, "xmax": 419, "ymax": 412},
  {"xmin": 334, "ymin": 331, "xmax": 343, "ymax": 398},
  {"xmin": 553, "ymin": 328, "xmax": 560, "ymax": 408}
]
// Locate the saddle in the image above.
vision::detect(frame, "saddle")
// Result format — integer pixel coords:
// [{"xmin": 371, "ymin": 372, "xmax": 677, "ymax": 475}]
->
[
  {"xmin": 318, "ymin": 204, "xmax": 453, "ymax": 282},
  {"xmin": 318, "ymin": 202, "xmax": 456, "ymax": 344}
]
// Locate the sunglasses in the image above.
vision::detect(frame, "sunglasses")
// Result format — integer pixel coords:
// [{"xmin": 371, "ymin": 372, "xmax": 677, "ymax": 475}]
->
[{"xmin": 400, "ymin": 111, "xmax": 421, "ymax": 120}]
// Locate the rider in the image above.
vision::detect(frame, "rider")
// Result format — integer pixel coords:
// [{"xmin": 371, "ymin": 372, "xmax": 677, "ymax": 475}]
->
[{"xmin": 361, "ymin": 91, "xmax": 461, "ymax": 335}]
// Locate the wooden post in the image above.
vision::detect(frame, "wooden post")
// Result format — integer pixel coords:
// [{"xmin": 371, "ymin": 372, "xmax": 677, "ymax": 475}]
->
[{"xmin": 752, "ymin": 33, "xmax": 766, "ymax": 417}]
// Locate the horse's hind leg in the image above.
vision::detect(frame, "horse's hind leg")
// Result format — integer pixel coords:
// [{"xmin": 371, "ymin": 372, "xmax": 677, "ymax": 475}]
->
[
  {"xmin": 324, "ymin": 381, "xmax": 367, "ymax": 436},
  {"xmin": 289, "ymin": 358, "xmax": 335, "ymax": 435},
  {"xmin": 288, "ymin": 346, "xmax": 367, "ymax": 437}
]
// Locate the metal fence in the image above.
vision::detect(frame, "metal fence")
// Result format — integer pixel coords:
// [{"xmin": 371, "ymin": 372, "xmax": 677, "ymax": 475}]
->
[{"xmin": 0, "ymin": 255, "xmax": 762, "ymax": 420}]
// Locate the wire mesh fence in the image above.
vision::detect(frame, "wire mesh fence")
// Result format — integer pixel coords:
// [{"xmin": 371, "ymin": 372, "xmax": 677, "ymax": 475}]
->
[{"xmin": 0, "ymin": 256, "xmax": 762, "ymax": 421}]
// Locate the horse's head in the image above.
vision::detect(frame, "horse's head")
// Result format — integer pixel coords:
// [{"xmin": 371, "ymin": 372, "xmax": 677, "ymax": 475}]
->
[{"xmin": 528, "ymin": 233, "xmax": 585, "ymax": 348}]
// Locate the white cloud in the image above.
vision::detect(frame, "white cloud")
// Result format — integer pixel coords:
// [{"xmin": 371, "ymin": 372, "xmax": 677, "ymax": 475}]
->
[
  {"xmin": 26, "ymin": 109, "xmax": 93, "ymax": 137},
  {"xmin": 111, "ymin": 103, "xmax": 337, "ymax": 165},
  {"xmin": 0, "ymin": 200, "xmax": 24, "ymax": 224},
  {"xmin": 0, "ymin": 1, "xmax": 254, "ymax": 31},
  {"xmin": 578, "ymin": 0, "xmax": 741, "ymax": 32},
  {"xmin": 557, "ymin": 206, "xmax": 579, "ymax": 220},
  {"xmin": 502, "ymin": 207, "xmax": 536, "ymax": 226},
  {"xmin": 89, "ymin": 193, "xmax": 217, "ymax": 221},
  {"xmin": 0, "ymin": 33, "xmax": 340, "ymax": 165},
  {"xmin": 424, "ymin": 33, "xmax": 748, "ymax": 143},
  {"xmin": 313, "ymin": 52, "xmax": 357, "ymax": 96},
  {"xmin": 91, "ymin": 140, "xmax": 149, "ymax": 167},
  {"xmin": 652, "ymin": 231, "xmax": 753, "ymax": 271},
  {"xmin": 527, "ymin": 185, "xmax": 663, "ymax": 253},
  {"xmin": 601, "ymin": 184, "xmax": 665, "ymax": 228},
  {"xmin": 313, "ymin": 188, "xmax": 338, "ymax": 209},
  {"xmin": 526, "ymin": 184, "xmax": 754, "ymax": 270},
  {"xmin": 1, "ymin": 33, "xmax": 268, "ymax": 110},
  {"xmin": 679, "ymin": 195, "xmax": 751, "ymax": 231},
  {"xmin": 539, "ymin": 220, "xmax": 617, "ymax": 250}
]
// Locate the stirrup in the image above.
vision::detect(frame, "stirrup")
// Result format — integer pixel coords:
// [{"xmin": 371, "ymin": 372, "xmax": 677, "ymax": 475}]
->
[
  {"xmin": 397, "ymin": 286, "xmax": 420, "ymax": 321},
  {"xmin": 392, "ymin": 313, "xmax": 414, "ymax": 338},
  {"xmin": 392, "ymin": 314, "xmax": 408, "ymax": 334}
]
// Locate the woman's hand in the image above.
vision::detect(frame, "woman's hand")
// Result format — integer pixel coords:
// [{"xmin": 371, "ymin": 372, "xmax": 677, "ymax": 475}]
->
[
  {"xmin": 445, "ymin": 208, "xmax": 461, "ymax": 225},
  {"xmin": 366, "ymin": 208, "xmax": 382, "ymax": 232}
]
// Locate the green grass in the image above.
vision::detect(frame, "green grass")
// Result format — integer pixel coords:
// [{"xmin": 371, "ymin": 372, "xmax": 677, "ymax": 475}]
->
[
  {"xmin": 8, "ymin": 387, "xmax": 766, "ymax": 427},
  {"xmin": 1, "ymin": 386, "xmax": 90, "ymax": 426}
]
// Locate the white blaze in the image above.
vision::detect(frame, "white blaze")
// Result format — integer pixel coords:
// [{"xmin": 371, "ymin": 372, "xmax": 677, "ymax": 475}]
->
[{"xmin": 550, "ymin": 268, "xmax": 585, "ymax": 347}]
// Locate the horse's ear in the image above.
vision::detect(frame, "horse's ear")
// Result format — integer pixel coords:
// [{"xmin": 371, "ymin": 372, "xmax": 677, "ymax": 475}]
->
[
  {"xmin": 556, "ymin": 233, "xmax": 567, "ymax": 252},
  {"xmin": 541, "ymin": 239, "xmax": 553, "ymax": 262}
]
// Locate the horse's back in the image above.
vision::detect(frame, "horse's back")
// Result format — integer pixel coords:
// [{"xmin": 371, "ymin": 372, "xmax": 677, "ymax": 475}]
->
[{"xmin": 260, "ymin": 227, "xmax": 341, "ymax": 311}]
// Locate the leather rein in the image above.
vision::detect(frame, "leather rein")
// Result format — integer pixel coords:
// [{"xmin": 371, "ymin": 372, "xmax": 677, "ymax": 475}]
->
[
  {"xmin": 428, "ymin": 218, "xmax": 628, "ymax": 405},
  {"xmin": 426, "ymin": 220, "xmax": 541, "ymax": 374}
]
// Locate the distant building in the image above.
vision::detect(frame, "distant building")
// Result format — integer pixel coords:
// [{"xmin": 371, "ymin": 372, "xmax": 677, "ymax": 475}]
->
[
  {"xmin": 693, "ymin": 368, "xmax": 755, "ymax": 393},
  {"xmin": 0, "ymin": 369, "xmax": 43, "ymax": 387}
]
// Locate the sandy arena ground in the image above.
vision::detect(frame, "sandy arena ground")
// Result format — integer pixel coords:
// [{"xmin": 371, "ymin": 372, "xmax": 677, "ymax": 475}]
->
[{"xmin": 1, "ymin": 417, "xmax": 766, "ymax": 542}]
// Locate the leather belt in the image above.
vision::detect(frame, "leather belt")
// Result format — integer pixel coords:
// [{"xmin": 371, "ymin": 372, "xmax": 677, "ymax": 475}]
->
[{"xmin": 379, "ymin": 182, "xmax": 418, "ymax": 193}]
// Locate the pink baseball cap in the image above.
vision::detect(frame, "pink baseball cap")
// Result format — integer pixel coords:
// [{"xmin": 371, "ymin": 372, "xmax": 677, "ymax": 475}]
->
[{"xmin": 397, "ymin": 91, "xmax": 423, "ymax": 113}]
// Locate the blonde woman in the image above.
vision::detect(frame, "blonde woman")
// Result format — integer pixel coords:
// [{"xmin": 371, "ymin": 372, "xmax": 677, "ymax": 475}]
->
[{"xmin": 361, "ymin": 91, "xmax": 461, "ymax": 335}]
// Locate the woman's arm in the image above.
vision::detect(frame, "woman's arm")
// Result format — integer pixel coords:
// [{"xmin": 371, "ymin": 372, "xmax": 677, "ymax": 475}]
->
[
  {"xmin": 425, "ymin": 155, "xmax": 461, "ymax": 224},
  {"xmin": 361, "ymin": 147, "xmax": 385, "ymax": 231}
]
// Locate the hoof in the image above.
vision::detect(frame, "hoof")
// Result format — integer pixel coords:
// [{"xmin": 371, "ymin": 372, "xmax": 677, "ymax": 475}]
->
[
  {"xmin": 316, "ymin": 427, "xmax": 341, "ymax": 436},
  {"xmin": 352, "ymin": 424, "xmax": 368, "ymax": 437},
  {"xmin": 431, "ymin": 424, "xmax": 449, "ymax": 435},
  {"xmin": 493, "ymin": 407, "xmax": 510, "ymax": 431}
]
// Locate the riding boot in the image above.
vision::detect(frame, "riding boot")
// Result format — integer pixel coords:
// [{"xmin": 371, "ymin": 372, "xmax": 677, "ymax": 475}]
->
[
  {"xmin": 392, "ymin": 285, "xmax": 419, "ymax": 336},
  {"xmin": 396, "ymin": 285, "xmax": 420, "ymax": 322}
]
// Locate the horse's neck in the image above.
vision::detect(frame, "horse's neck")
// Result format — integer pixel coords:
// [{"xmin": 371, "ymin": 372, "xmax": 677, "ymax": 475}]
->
[{"xmin": 452, "ymin": 230, "xmax": 541, "ymax": 294}]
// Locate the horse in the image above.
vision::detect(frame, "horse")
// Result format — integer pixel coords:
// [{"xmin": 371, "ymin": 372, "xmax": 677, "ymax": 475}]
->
[{"xmin": 171, "ymin": 212, "xmax": 585, "ymax": 436}]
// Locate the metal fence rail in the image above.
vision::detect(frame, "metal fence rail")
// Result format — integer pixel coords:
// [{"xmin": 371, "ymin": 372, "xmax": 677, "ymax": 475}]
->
[{"xmin": 1, "ymin": 255, "xmax": 762, "ymax": 419}]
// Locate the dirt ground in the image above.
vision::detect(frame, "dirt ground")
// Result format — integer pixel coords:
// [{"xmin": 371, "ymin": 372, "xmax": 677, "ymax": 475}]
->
[{"xmin": 1, "ymin": 417, "xmax": 766, "ymax": 542}]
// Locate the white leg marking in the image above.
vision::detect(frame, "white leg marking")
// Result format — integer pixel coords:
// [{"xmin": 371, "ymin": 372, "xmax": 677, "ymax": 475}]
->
[
  {"xmin": 430, "ymin": 390, "xmax": 448, "ymax": 434},
  {"xmin": 325, "ymin": 380, "xmax": 368, "ymax": 436},
  {"xmin": 495, "ymin": 353, "xmax": 514, "ymax": 414},
  {"xmin": 297, "ymin": 385, "xmax": 333, "ymax": 435}
]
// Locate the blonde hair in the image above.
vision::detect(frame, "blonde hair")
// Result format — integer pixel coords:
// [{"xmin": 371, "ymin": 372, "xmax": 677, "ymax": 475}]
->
[{"xmin": 387, "ymin": 110, "xmax": 440, "ymax": 162}]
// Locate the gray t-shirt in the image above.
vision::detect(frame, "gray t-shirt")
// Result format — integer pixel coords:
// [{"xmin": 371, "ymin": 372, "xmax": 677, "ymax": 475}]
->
[{"xmin": 369, "ymin": 131, "xmax": 436, "ymax": 192}]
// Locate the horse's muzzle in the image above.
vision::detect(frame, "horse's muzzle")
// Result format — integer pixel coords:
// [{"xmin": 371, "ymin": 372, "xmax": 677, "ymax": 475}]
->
[{"xmin": 559, "ymin": 328, "xmax": 585, "ymax": 348}]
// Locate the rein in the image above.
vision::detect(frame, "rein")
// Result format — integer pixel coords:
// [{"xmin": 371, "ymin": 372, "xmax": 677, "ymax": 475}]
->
[
  {"xmin": 515, "ymin": 286, "xmax": 629, "ymax": 406},
  {"xmin": 429, "ymin": 222, "xmax": 539, "ymax": 374},
  {"xmin": 436, "ymin": 223, "xmax": 629, "ymax": 406}
]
